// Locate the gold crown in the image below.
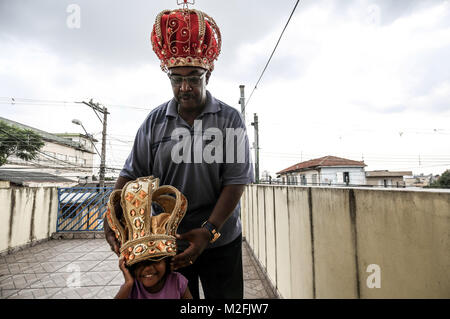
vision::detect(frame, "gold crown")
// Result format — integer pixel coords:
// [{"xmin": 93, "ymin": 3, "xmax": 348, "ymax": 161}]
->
[{"xmin": 106, "ymin": 176, "xmax": 187, "ymax": 266}]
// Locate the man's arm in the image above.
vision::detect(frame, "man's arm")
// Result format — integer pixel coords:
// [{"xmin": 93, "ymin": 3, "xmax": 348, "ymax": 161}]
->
[
  {"xmin": 171, "ymin": 184, "xmax": 245, "ymax": 270},
  {"xmin": 104, "ymin": 175, "xmax": 133, "ymax": 256}
]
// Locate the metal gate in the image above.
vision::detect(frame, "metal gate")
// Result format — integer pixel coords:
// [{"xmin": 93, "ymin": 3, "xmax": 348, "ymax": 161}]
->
[{"xmin": 57, "ymin": 187, "xmax": 114, "ymax": 232}]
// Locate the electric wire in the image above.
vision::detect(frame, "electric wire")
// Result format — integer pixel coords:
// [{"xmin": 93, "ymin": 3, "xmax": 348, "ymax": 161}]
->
[{"xmin": 244, "ymin": 0, "xmax": 301, "ymax": 112}]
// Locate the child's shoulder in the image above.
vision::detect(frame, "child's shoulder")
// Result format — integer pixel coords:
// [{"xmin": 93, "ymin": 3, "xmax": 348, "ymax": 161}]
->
[
  {"xmin": 170, "ymin": 271, "xmax": 188, "ymax": 283},
  {"xmin": 169, "ymin": 272, "xmax": 188, "ymax": 292}
]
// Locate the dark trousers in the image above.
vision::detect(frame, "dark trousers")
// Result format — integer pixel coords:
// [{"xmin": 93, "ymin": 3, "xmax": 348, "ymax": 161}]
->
[{"xmin": 178, "ymin": 234, "xmax": 243, "ymax": 299}]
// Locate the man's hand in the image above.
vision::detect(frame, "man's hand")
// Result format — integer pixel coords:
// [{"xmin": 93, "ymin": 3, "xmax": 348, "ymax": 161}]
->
[
  {"xmin": 171, "ymin": 228, "xmax": 211, "ymax": 270},
  {"xmin": 104, "ymin": 221, "xmax": 121, "ymax": 256},
  {"xmin": 105, "ymin": 175, "xmax": 132, "ymax": 256}
]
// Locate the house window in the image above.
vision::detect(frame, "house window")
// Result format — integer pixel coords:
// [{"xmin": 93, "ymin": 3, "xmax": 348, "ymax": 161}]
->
[
  {"xmin": 343, "ymin": 172, "xmax": 350, "ymax": 185},
  {"xmin": 301, "ymin": 175, "xmax": 307, "ymax": 185},
  {"xmin": 312, "ymin": 174, "xmax": 318, "ymax": 185}
]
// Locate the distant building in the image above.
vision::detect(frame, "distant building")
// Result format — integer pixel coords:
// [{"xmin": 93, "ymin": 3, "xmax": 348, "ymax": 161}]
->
[
  {"xmin": 365, "ymin": 170, "xmax": 413, "ymax": 188},
  {"xmin": 0, "ymin": 170, "xmax": 77, "ymax": 188},
  {"xmin": 276, "ymin": 155, "xmax": 366, "ymax": 186},
  {"xmin": 0, "ymin": 117, "xmax": 96, "ymax": 183},
  {"xmin": 404, "ymin": 174, "xmax": 440, "ymax": 188}
]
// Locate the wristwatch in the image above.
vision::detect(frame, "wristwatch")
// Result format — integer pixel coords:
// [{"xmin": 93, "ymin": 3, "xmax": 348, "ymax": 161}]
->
[{"xmin": 201, "ymin": 221, "xmax": 221, "ymax": 243}]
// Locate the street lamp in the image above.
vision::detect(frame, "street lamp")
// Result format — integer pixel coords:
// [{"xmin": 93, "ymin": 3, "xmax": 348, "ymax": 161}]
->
[
  {"xmin": 72, "ymin": 119, "xmax": 101, "ymax": 157},
  {"xmin": 72, "ymin": 119, "xmax": 105, "ymax": 186}
]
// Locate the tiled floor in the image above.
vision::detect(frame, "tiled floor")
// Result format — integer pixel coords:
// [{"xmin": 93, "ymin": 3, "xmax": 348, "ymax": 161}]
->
[{"xmin": 0, "ymin": 238, "xmax": 277, "ymax": 299}]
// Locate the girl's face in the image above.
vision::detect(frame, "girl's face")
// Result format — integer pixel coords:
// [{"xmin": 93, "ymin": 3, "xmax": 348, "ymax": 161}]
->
[{"xmin": 134, "ymin": 259, "xmax": 167, "ymax": 289}]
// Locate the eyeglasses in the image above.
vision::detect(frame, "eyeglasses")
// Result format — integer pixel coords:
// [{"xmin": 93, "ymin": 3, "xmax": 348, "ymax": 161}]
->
[{"xmin": 168, "ymin": 72, "xmax": 207, "ymax": 87}]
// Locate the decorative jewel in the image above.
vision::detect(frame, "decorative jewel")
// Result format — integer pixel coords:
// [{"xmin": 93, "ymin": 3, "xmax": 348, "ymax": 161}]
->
[
  {"xmin": 134, "ymin": 244, "xmax": 147, "ymax": 255},
  {"xmin": 125, "ymin": 192, "xmax": 135, "ymax": 202},
  {"xmin": 134, "ymin": 217, "xmax": 144, "ymax": 229},
  {"xmin": 138, "ymin": 190, "xmax": 147, "ymax": 199},
  {"xmin": 133, "ymin": 199, "xmax": 142, "ymax": 208},
  {"xmin": 156, "ymin": 241, "xmax": 165, "ymax": 252}
]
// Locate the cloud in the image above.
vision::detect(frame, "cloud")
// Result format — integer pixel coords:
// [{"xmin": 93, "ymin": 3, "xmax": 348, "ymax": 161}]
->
[{"xmin": 1, "ymin": 0, "xmax": 449, "ymax": 175}]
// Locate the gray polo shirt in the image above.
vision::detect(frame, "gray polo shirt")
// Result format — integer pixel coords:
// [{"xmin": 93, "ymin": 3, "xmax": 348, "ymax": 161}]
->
[{"xmin": 120, "ymin": 90, "xmax": 254, "ymax": 250}]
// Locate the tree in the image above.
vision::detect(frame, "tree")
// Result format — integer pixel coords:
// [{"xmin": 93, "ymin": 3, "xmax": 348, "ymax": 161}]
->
[
  {"xmin": 0, "ymin": 121, "xmax": 44, "ymax": 166},
  {"xmin": 430, "ymin": 170, "xmax": 450, "ymax": 188}
]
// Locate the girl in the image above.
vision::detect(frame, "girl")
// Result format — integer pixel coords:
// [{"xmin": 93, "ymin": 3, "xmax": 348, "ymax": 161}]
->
[{"xmin": 115, "ymin": 256, "xmax": 192, "ymax": 299}]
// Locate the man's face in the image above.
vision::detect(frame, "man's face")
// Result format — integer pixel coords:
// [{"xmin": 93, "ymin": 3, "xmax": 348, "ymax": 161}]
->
[{"xmin": 168, "ymin": 66, "xmax": 210, "ymax": 111}]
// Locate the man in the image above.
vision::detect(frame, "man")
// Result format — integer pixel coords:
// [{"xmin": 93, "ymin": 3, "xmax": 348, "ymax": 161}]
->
[{"xmin": 104, "ymin": 6, "xmax": 253, "ymax": 299}]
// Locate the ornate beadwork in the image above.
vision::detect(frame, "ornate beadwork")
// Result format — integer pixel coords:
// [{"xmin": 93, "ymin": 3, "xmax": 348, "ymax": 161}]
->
[
  {"xmin": 151, "ymin": 7, "xmax": 221, "ymax": 72},
  {"xmin": 106, "ymin": 176, "xmax": 187, "ymax": 267}
]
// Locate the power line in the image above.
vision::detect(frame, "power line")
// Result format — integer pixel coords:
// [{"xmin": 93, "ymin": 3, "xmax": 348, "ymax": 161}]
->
[
  {"xmin": 244, "ymin": 0, "xmax": 301, "ymax": 111},
  {"xmin": 0, "ymin": 127, "xmax": 88, "ymax": 169},
  {"xmin": 0, "ymin": 97, "xmax": 150, "ymax": 111}
]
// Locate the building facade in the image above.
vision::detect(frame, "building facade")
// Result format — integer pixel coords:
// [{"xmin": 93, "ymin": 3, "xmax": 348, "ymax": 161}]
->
[
  {"xmin": 277, "ymin": 155, "xmax": 367, "ymax": 186},
  {"xmin": 0, "ymin": 117, "xmax": 96, "ymax": 183},
  {"xmin": 365, "ymin": 170, "xmax": 413, "ymax": 187}
]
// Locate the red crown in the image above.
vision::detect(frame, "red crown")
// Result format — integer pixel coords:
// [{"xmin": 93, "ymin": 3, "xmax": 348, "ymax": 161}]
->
[{"xmin": 151, "ymin": 8, "xmax": 221, "ymax": 72}]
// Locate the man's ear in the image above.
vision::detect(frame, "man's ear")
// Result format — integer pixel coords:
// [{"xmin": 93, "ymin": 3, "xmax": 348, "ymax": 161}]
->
[{"xmin": 205, "ymin": 71, "xmax": 211, "ymax": 85}]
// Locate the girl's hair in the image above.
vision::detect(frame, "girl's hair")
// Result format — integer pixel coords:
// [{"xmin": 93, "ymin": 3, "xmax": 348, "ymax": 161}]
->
[{"xmin": 129, "ymin": 256, "xmax": 172, "ymax": 278}]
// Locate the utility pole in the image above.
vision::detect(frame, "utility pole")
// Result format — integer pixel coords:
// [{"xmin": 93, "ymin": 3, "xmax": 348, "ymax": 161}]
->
[
  {"xmin": 239, "ymin": 85, "xmax": 245, "ymax": 123},
  {"xmin": 100, "ymin": 105, "xmax": 108, "ymax": 188},
  {"xmin": 80, "ymin": 99, "xmax": 109, "ymax": 188},
  {"xmin": 251, "ymin": 113, "xmax": 260, "ymax": 184}
]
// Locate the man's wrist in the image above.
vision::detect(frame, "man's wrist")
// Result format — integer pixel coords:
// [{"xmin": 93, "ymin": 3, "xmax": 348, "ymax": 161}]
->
[{"xmin": 201, "ymin": 221, "xmax": 221, "ymax": 243}]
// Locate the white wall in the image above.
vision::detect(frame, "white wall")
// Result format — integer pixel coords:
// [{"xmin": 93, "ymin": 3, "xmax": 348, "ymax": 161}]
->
[
  {"xmin": 241, "ymin": 185, "xmax": 450, "ymax": 298},
  {"xmin": 0, "ymin": 186, "xmax": 58, "ymax": 254},
  {"xmin": 320, "ymin": 167, "xmax": 366, "ymax": 185}
]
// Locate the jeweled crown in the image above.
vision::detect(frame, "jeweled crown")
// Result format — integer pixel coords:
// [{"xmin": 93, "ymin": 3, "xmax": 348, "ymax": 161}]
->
[
  {"xmin": 150, "ymin": 7, "xmax": 222, "ymax": 72},
  {"xmin": 106, "ymin": 176, "xmax": 187, "ymax": 266}
]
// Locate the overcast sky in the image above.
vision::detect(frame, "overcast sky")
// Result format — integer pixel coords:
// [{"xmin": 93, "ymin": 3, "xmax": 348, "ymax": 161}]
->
[{"xmin": 1, "ymin": 0, "xmax": 449, "ymax": 177}]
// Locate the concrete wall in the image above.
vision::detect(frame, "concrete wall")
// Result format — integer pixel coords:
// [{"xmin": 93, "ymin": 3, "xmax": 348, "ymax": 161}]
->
[
  {"xmin": 241, "ymin": 185, "xmax": 450, "ymax": 299},
  {"xmin": 0, "ymin": 186, "xmax": 58, "ymax": 254}
]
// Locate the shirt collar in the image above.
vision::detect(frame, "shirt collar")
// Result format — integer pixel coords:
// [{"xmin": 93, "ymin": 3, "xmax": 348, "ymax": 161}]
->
[{"xmin": 166, "ymin": 91, "xmax": 222, "ymax": 118}]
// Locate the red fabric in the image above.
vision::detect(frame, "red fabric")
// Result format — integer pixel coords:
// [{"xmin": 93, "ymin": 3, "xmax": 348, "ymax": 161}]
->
[{"xmin": 151, "ymin": 9, "xmax": 221, "ymax": 71}]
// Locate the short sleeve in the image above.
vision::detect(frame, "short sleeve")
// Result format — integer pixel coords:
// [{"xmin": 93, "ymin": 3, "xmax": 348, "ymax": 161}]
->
[
  {"xmin": 120, "ymin": 118, "xmax": 153, "ymax": 179},
  {"xmin": 221, "ymin": 110, "xmax": 254, "ymax": 186},
  {"xmin": 176, "ymin": 272, "xmax": 189, "ymax": 297}
]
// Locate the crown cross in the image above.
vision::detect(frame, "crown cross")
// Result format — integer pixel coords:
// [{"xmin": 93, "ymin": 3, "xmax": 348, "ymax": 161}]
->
[{"xmin": 177, "ymin": 0, "xmax": 195, "ymax": 9}]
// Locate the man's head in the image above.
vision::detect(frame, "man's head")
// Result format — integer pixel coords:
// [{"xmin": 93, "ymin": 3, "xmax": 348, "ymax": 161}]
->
[{"xmin": 168, "ymin": 66, "xmax": 211, "ymax": 111}]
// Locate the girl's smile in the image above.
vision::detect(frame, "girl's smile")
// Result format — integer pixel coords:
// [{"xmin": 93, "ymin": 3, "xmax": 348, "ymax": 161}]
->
[{"xmin": 134, "ymin": 259, "xmax": 167, "ymax": 293}]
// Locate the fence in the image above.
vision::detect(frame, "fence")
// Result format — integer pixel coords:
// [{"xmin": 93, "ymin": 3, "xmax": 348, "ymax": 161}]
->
[{"xmin": 57, "ymin": 187, "xmax": 113, "ymax": 232}]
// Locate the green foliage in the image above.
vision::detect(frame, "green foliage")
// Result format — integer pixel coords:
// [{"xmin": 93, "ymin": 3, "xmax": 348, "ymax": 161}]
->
[
  {"xmin": 429, "ymin": 170, "xmax": 450, "ymax": 188},
  {"xmin": 0, "ymin": 121, "xmax": 45, "ymax": 166}
]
